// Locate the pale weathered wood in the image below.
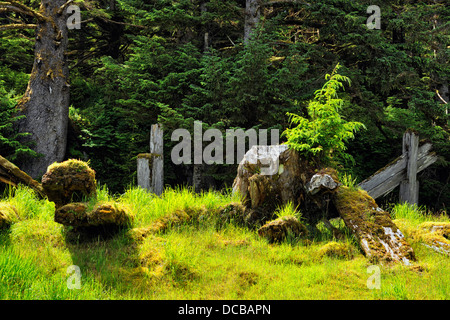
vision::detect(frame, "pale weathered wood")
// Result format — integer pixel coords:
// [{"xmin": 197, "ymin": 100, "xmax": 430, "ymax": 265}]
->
[
  {"xmin": 150, "ymin": 124, "xmax": 164, "ymax": 196},
  {"xmin": 137, "ymin": 154, "xmax": 152, "ymax": 191},
  {"xmin": 358, "ymin": 134, "xmax": 438, "ymax": 201},
  {"xmin": 399, "ymin": 131, "xmax": 419, "ymax": 204},
  {"xmin": 333, "ymin": 186, "xmax": 415, "ymax": 265},
  {"xmin": 358, "ymin": 154, "xmax": 407, "ymax": 199},
  {"xmin": 193, "ymin": 164, "xmax": 202, "ymax": 193}
]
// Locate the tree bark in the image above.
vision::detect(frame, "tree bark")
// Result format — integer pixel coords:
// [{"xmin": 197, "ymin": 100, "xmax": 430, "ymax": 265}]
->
[
  {"xmin": 16, "ymin": 0, "xmax": 70, "ymax": 178},
  {"xmin": 244, "ymin": 0, "xmax": 262, "ymax": 44}
]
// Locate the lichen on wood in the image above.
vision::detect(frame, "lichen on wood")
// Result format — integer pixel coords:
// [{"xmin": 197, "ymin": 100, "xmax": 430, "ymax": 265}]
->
[{"xmin": 333, "ymin": 186, "xmax": 416, "ymax": 265}]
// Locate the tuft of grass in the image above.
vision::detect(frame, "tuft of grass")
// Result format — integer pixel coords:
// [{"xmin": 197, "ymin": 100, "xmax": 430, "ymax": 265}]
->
[
  {"xmin": 338, "ymin": 172, "xmax": 359, "ymax": 190},
  {"xmin": 391, "ymin": 203, "xmax": 449, "ymax": 226},
  {"xmin": 274, "ymin": 201, "xmax": 302, "ymax": 221}
]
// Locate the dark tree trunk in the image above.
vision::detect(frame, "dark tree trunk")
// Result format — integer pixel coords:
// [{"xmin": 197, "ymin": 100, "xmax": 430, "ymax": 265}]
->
[{"xmin": 17, "ymin": 0, "xmax": 70, "ymax": 178}]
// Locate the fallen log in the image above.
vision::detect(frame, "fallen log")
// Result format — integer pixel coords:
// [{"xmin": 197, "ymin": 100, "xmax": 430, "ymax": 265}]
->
[
  {"xmin": 0, "ymin": 155, "xmax": 45, "ymax": 198},
  {"xmin": 333, "ymin": 186, "xmax": 415, "ymax": 265}
]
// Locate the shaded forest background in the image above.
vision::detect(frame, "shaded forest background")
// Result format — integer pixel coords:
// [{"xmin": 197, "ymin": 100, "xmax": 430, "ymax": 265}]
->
[{"xmin": 0, "ymin": 0, "xmax": 449, "ymax": 210}]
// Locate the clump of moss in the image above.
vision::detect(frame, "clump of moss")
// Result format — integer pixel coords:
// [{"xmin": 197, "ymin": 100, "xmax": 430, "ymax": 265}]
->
[
  {"xmin": 42, "ymin": 159, "xmax": 97, "ymax": 208},
  {"xmin": 55, "ymin": 201, "xmax": 132, "ymax": 228},
  {"xmin": 318, "ymin": 241, "xmax": 354, "ymax": 260},
  {"xmin": 0, "ymin": 203, "xmax": 19, "ymax": 229},
  {"xmin": 215, "ymin": 202, "xmax": 247, "ymax": 228},
  {"xmin": 395, "ymin": 220, "xmax": 450, "ymax": 255},
  {"xmin": 258, "ymin": 216, "xmax": 309, "ymax": 243}
]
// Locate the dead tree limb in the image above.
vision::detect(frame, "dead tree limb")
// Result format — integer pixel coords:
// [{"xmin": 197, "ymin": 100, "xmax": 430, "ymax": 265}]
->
[{"xmin": 0, "ymin": 155, "xmax": 45, "ymax": 198}]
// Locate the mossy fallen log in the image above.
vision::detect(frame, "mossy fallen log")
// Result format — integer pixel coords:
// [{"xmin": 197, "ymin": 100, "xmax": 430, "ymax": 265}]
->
[
  {"xmin": 333, "ymin": 186, "xmax": 416, "ymax": 265},
  {"xmin": 395, "ymin": 220, "xmax": 450, "ymax": 255},
  {"xmin": 0, "ymin": 155, "xmax": 45, "ymax": 198}
]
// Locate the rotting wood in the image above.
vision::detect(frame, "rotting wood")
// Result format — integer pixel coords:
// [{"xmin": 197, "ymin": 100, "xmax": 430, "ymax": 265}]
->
[
  {"xmin": 333, "ymin": 186, "xmax": 416, "ymax": 265},
  {"xmin": 399, "ymin": 130, "xmax": 419, "ymax": 204},
  {"xmin": 358, "ymin": 131, "xmax": 438, "ymax": 202},
  {"xmin": 137, "ymin": 124, "xmax": 164, "ymax": 195},
  {"xmin": 150, "ymin": 124, "xmax": 164, "ymax": 196},
  {"xmin": 0, "ymin": 155, "xmax": 45, "ymax": 197}
]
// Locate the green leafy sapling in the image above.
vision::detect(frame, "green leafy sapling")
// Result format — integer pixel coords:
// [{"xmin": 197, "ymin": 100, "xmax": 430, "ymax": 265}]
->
[{"xmin": 282, "ymin": 64, "xmax": 366, "ymax": 167}]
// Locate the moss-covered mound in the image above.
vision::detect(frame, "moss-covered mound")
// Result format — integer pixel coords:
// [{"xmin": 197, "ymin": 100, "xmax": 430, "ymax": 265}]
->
[
  {"xmin": 257, "ymin": 216, "xmax": 308, "ymax": 243},
  {"xmin": 42, "ymin": 159, "xmax": 97, "ymax": 208},
  {"xmin": 55, "ymin": 201, "xmax": 132, "ymax": 228},
  {"xmin": 395, "ymin": 220, "xmax": 450, "ymax": 255},
  {"xmin": 0, "ymin": 203, "xmax": 19, "ymax": 229},
  {"xmin": 318, "ymin": 241, "xmax": 354, "ymax": 260}
]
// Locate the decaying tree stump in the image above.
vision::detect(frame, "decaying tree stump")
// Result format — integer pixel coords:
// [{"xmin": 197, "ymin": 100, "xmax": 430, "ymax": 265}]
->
[
  {"xmin": 232, "ymin": 145, "xmax": 341, "ymax": 228},
  {"xmin": 233, "ymin": 145, "xmax": 416, "ymax": 265}
]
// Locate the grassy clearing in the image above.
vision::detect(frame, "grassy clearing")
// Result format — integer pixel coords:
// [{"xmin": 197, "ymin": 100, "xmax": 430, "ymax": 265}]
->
[{"xmin": 0, "ymin": 185, "xmax": 449, "ymax": 300}]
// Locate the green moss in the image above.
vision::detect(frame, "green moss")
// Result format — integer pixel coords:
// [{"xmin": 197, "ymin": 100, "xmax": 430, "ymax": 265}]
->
[
  {"xmin": 47, "ymin": 159, "xmax": 94, "ymax": 176},
  {"xmin": 318, "ymin": 241, "xmax": 353, "ymax": 259},
  {"xmin": 0, "ymin": 203, "xmax": 19, "ymax": 229},
  {"xmin": 333, "ymin": 186, "xmax": 416, "ymax": 264}
]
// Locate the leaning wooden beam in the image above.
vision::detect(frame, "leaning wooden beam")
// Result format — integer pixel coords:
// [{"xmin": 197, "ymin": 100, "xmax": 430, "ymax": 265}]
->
[
  {"xmin": 358, "ymin": 142, "xmax": 438, "ymax": 199},
  {"xmin": 333, "ymin": 186, "xmax": 416, "ymax": 265},
  {"xmin": 0, "ymin": 155, "xmax": 45, "ymax": 198}
]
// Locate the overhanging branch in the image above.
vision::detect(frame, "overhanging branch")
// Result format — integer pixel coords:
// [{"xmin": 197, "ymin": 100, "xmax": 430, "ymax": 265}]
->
[
  {"xmin": 0, "ymin": 1, "xmax": 48, "ymax": 22},
  {"xmin": 0, "ymin": 23, "xmax": 37, "ymax": 31},
  {"xmin": 58, "ymin": 0, "xmax": 74, "ymax": 15}
]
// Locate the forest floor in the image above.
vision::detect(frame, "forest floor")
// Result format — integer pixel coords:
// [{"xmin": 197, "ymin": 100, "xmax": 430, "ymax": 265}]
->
[{"xmin": 0, "ymin": 185, "xmax": 449, "ymax": 300}]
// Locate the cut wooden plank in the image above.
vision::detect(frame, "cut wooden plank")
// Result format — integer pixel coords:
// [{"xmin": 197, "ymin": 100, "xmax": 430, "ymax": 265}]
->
[
  {"xmin": 333, "ymin": 186, "xmax": 416, "ymax": 265},
  {"xmin": 358, "ymin": 154, "xmax": 406, "ymax": 199}
]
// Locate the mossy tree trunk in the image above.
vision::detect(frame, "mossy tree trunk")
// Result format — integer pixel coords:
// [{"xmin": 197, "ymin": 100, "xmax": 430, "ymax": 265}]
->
[{"xmin": 14, "ymin": 0, "xmax": 70, "ymax": 178}]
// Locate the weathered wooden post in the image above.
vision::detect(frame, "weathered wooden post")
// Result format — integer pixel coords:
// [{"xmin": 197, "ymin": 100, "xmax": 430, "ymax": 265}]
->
[
  {"xmin": 399, "ymin": 130, "xmax": 419, "ymax": 205},
  {"xmin": 358, "ymin": 130, "xmax": 438, "ymax": 205},
  {"xmin": 137, "ymin": 124, "xmax": 164, "ymax": 196},
  {"xmin": 137, "ymin": 154, "xmax": 152, "ymax": 191},
  {"xmin": 150, "ymin": 124, "xmax": 164, "ymax": 196}
]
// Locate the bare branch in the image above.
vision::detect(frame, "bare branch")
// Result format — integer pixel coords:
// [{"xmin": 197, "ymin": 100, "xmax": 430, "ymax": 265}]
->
[
  {"xmin": 0, "ymin": 5, "xmax": 32, "ymax": 16},
  {"xmin": 436, "ymin": 89, "xmax": 448, "ymax": 104},
  {"xmin": 58, "ymin": 0, "xmax": 74, "ymax": 15},
  {"xmin": 0, "ymin": 23, "xmax": 37, "ymax": 31},
  {"xmin": 0, "ymin": 1, "xmax": 48, "ymax": 22},
  {"xmin": 263, "ymin": 0, "xmax": 311, "ymax": 6}
]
